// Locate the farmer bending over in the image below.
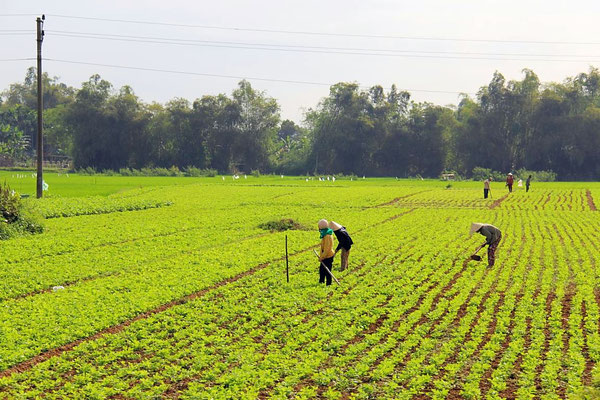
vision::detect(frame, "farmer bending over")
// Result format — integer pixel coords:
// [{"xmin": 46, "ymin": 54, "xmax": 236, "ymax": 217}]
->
[
  {"xmin": 470, "ymin": 223, "xmax": 502, "ymax": 267},
  {"xmin": 317, "ymin": 219, "xmax": 335, "ymax": 286},
  {"xmin": 329, "ymin": 221, "xmax": 353, "ymax": 271}
]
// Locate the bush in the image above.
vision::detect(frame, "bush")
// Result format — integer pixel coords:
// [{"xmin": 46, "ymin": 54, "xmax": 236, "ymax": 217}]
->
[
  {"xmin": 514, "ymin": 168, "xmax": 556, "ymax": 182},
  {"xmin": 184, "ymin": 167, "xmax": 218, "ymax": 177},
  {"xmin": 258, "ymin": 218, "xmax": 308, "ymax": 232},
  {"xmin": 77, "ymin": 166, "xmax": 97, "ymax": 175},
  {"xmin": 0, "ymin": 182, "xmax": 21, "ymax": 223},
  {"xmin": 251, "ymin": 169, "xmax": 261, "ymax": 177},
  {"xmin": 0, "ymin": 183, "xmax": 44, "ymax": 240}
]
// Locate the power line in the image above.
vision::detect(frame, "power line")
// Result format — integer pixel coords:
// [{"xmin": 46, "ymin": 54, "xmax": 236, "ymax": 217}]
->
[
  {"xmin": 45, "ymin": 13, "xmax": 600, "ymax": 46},
  {"xmin": 45, "ymin": 30, "xmax": 600, "ymax": 59},
  {"xmin": 44, "ymin": 58, "xmax": 473, "ymax": 95},
  {"xmin": 46, "ymin": 32, "xmax": 600, "ymax": 63},
  {"xmin": 0, "ymin": 14, "xmax": 38, "ymax": 17},
  {"xmin": 0, "ymin": 58, "xmax": 35, "ymax": 62}
]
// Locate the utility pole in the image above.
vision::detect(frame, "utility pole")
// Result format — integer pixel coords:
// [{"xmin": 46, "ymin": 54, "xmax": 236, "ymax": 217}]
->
[{"xmin": 36, "ymin": 15, "xmax": 45, "ymax": 198}]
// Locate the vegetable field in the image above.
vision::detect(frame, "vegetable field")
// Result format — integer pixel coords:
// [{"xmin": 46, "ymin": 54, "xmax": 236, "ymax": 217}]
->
[{"xmin": 1, "ymin": 175, "xmax": 600, "ymax": 399}]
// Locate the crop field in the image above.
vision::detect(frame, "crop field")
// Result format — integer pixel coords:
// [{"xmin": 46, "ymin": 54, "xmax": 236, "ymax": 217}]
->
[{"xmin": 1, "ymin": 173, "xmax": 600, "ymax": 399}]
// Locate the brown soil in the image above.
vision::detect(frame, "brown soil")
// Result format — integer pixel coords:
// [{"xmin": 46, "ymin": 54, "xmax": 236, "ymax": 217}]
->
[
  {"xmin": 581, "ymin": 300, "xmax": 594, "ymax": 386},
  {"xmin": 557, "ymin": 283, "xmax": 575, "ymax": 399},
  {"xmin": 587, "ymin": 190, "xmax": 597, "ymax": 211},
  {"xmin": 534, "ymin": 291, "xmax": 557, "ymax": 392},
  {"xmin": 489, "ymin": 194, "xmax": 509, "ymax": 209},
  {"xmin": 479, "ymin": 304, "xmax": 518, "ymax": 396},
  {"xmin": 372, "ymin": 190, "xmax": 432, "ymax": 208}
]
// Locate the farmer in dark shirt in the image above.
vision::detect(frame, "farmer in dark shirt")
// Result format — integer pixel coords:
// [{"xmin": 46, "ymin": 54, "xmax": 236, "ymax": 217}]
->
[
  {"xmin": 470, "ymin": 223, "xmax": 502, "ymax": 267},
  {"xmin": 329, "ymin": 221, "xmax": 354, "ymax": 271},
  {"xmin": 526, "ymin": 175, "xmax": 532, "ymax": 192}
]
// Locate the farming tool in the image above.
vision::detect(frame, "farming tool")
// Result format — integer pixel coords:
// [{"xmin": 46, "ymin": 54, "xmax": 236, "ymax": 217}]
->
[
  {"xmin": 469, "ymin": 243, "xmax": 485, "ymax": 261},
  {"xmin": 312, "ymin": 250, "xmax": 341, "ymax": 285}
]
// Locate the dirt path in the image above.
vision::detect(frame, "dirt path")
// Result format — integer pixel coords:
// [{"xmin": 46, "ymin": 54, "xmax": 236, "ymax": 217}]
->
[
  {"xmin": 489, "ymin": 193, "xmax": 509, "ymax": 209},
  {"xmin": 586, "ymin": 190, "xmax": 597, "ymax": 211}
]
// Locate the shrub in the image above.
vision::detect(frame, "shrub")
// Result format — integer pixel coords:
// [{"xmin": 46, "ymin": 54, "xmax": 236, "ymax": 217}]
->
[
  {"xmin": 258, "ymin": 218, "xmax": 308, "ymax": 232},
  {"xmin": 251, "ymin": 169, "xmax": 261, "ymax": 177},
  {"xmin": 0, "ymin": 183, "xmax": 44, "ymax": 240}
]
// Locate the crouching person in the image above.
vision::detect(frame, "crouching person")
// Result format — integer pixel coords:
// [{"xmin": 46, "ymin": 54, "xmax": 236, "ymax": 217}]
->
[
  {"xmin": 329, "ymin": 221, "xmax": 353, "ymax": 271},
  {"xmin": 318, "ymin": 219, "xmax": 335, "ymax": 285}
]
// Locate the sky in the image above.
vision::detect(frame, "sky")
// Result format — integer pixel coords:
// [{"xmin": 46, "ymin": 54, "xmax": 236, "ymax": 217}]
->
[{"xmin": 2, "ymin": 0, "xmax": 600, "ymax": 123}]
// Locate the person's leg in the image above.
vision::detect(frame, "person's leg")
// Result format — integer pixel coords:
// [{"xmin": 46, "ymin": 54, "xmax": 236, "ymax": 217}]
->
[
  {"xmin": 324, "ymin": 257, "xmax": 333, "ymax": 285},
  {"xmin": 341, "ymin": 248, "xmax": 349, "ymax": 271},
  {"xmin": 484, "ymin": 189, "xmax": 488, "ymax": 199},
  {"xmin": 487, "ymin": 238, "xmax": 500, "ymax": 267},
  {"xmin": 319, "ymin": 263, "xmax": 325, "ymax": 283}
]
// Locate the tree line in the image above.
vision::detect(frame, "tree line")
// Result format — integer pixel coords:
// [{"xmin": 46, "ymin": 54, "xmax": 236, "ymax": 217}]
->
[{"xmin": 2, "ymin": 67, "xmax": 600, "ymax": 180}]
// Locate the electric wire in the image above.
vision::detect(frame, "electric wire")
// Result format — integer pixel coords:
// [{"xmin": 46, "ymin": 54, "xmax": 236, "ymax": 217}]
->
[
  {"xmin": 0, "ymin": 58, "xmax": 35, "ymax": 62},
  {"xmin": 45, "ymin": 13, "xmax": 600, "ymax": 46},
  {"xmin": 44, "ymin": 30, "xmax": 600, "ymax": 59},
  {"xmin": 44, "ymin": 58, "xmax": 473, "ymax": 95},
  {"xmin": 45, "ymin": 32, "xmax": 600, "ymax": 63}
]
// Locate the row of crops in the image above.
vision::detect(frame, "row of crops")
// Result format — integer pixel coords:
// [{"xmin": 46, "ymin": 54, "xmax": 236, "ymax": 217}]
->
[{"xmin": 1, "ymin": 178, "xmax": 600, "ymax": 399}]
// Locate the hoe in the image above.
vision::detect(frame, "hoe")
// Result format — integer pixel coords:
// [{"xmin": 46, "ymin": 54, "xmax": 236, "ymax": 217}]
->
[
  {"xmin": 313, "ymin": 250, "xmax": 341, "ymax": 285},
  {"xmin": 470, "ymin": 244, "xmax": 485, "ymax": 261}
]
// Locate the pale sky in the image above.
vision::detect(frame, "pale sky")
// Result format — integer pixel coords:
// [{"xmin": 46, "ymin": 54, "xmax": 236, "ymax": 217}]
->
[{"xmin": 2, "ymin": 0, "xmax": 600, "ymax": 123}]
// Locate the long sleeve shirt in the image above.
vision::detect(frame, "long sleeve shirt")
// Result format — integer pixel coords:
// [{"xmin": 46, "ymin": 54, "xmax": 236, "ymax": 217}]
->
[
  {"xmin": 320, "ymin": 234, "xmax": 335, "ymax": 260},
  {"xmin": 333, "ymin": 227, "xmax": 353, "ymax": 251},
  {"xmin": 479, "ymin": 224, "xmax": 502, "ymax": 245}
]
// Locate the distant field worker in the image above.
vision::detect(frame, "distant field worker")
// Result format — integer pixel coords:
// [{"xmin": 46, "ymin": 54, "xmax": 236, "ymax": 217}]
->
[
  {"xmin": 329, "ymin": 221, "xmax": 354, "ymax": 271},
  {"xmin": 526, "ymin": 175, "xmax": 532, "ymax": 192},
  {"xmin": 483, "ymin": 177, "xmax": 492, "ymax": 199},
  {"xmin": 506, "ymin": 173, "xmax": 514, "ymax": 193},
  {"xmin": 470, "ymin": 223, "xmax": 502, "ymax": 267},
  {"xmin": 317, "ymin": 219, "xmax": 335, "ymax": 286}
]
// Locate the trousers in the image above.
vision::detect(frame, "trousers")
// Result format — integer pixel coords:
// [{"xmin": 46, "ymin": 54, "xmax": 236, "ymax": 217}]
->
[{"xmin": 319, "ymin": 257, "xmax": 334, "ymax": 286}]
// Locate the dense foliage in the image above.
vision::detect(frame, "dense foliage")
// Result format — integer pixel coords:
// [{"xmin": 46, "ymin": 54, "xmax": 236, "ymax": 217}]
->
[
  {"xmin": 2, "ymin": 67, "xmax": 600, "ymax": 179},
  {"xmin": 0, "ymin": 182, "xmax": 43, "ymax": 239}
]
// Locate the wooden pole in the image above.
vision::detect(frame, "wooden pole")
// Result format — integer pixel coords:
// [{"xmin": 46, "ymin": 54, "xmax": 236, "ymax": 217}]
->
[{"xmin": 285, "ymin": 235, "xmax": 289, "ymax": 283}]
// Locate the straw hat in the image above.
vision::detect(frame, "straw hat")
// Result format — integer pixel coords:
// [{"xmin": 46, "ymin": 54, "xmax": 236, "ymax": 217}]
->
[
  {"xmin": 329, "ymin": 221, "xmax": 342, "ymax": 230},
  {"xmin": 318, "ymin": 219, "xmax": 329, "ymax": 229},
  {"xmin": 470, "ymin": 222, "xmax": 484, "ymax": 236},
  {"xmin": 508, "ymin": 173, "xmax": 513, "ymax": 176}
]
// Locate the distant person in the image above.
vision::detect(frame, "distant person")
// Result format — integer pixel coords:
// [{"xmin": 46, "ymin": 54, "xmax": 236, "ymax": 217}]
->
[
  {"xmin": 526, "ymin": 175, "xmax": 532, "ymax": 192},
  {"xmin": 505, "ymin": 173, "xmax": 514, "ymax": 193},
  {"xmin": 518, "ymin": 179, "xmax": 523, "ymax": 188},
  {"xmin": 483, "ymin": 177, "xmax": 492, "ymax": 199},
  {"xmin": 470, "ymin": 223, "xmax": 502, "ymax": 267},
  {"xmin": 317, "ymin": 219, "xmax": 335, "ymax": 286},
  {"xmin": 329, "ymin": 221, "xmax": 354, "ymax": 271}
]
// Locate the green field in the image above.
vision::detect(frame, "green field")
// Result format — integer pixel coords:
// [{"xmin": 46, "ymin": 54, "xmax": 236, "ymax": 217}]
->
[{"xmin": 1, "ymin": 175, "xmax": 600, "ymax": 399}]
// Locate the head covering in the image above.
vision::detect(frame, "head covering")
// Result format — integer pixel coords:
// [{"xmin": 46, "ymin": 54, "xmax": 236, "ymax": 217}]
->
[
  {"xmin": 318, "ymin": 219, "xmax": 329, "ymax": 229},
  {"xmin": 329, "ymin": 221, "xmax": 342, "ymax": 230},
  {"xmin": 470, "ymin": 222, "xmax": 484, "ymax": 236},
  {"xmin": 508, "ymin": 173, "xmax": 513, "ymax": 176}
]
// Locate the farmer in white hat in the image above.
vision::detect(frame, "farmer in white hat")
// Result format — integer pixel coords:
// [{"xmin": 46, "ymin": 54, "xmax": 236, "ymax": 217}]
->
[
  {"xmin": 470, "ymin": 223, "xmax": 502, "ymax": 267},
  {"xmin": 317, "ymin": 219, "xmax": 335, "ymax": 285},
  {"xmin": 329, "ymin": 221, "xmax": 353, "ymax": 271}
]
